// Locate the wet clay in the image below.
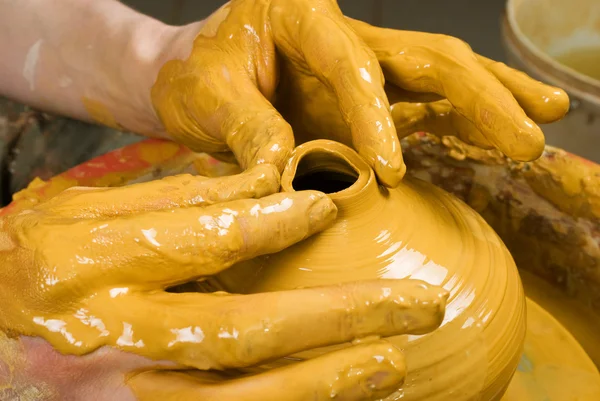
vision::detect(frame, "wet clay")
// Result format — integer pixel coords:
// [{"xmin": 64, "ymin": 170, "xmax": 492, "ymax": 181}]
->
[
  {"xmin": 503, "ymin": 298, "xmax": 600, "ymax": 401},
  {"xmin": 82, "ymin": 97, "xmax": 122, "ymax": 131},
  {"xmin": 0, "ymin": 160, "xmax": 449, "ymax": 401},
  {"xmin": 415, "ymin": 134, "xmax": 600, "ymax": 310},
  {"xmin": 519, "ymin": 270, "xmax": 600, "ymax": 368},
  {"xmin": 436, "ymin": 134, "xmax": 600, "ymax": 221},
  {"xmin": 345, "ymin": 18, "xmax": 569, "ymax": 161},
  {"xmin": 151, "ymin": 0, "xmax": 404, "ymax": 187},
  {"xmin": 151, "ymin": 0, "xmax": 568, "ymax": 188},
  {"xmin": 214, "ymin": 140, "xmax": 526, "ymax": 400},
  {"xmin": 129, "ymin": 340, "xmax": 410, "ymax": 401},
  {"xmin": 400, "ymin": 132, "xmax": 600, "ymax": 372}
]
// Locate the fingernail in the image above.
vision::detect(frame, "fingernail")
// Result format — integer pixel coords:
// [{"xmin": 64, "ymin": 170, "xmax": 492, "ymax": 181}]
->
[
  {"xmin": 508, "ymin": 118, "xmax": 545, "ymax": 162},
  {"xmin": 365, "ymin": 345, "xmax": 406, "ymax": 394},
  {"xmin": 337, "ymin": 344, "xmax": 405, "ymax": 400},
  {"xmin": 245, "ymin": 164, "xmax": 281, "ymax": 197},
  {"xmin": 360, "ymin": 146, "xmax": 406, "ymax": 188},
  {"xmin": 375, "ymin": 159, "xmax": 406, "ymax": 188},
  {"xmin": 307, "ymin": 193, "xmax": 337, "ymax": 232}
]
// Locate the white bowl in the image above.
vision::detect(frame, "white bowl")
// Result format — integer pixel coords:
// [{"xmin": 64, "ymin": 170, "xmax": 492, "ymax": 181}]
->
[{"xmin": 503, "ymin": 0, "xmax": 600, "ymax": 162}]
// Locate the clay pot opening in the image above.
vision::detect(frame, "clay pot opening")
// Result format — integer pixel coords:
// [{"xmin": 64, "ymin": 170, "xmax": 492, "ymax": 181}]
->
[
  {"xmin": 281, "ymin": 140, "xmax": 372, "ymax": 199},
  {"xmin": 291, "ymin": 153, "xmax": 359, "ymax": 194}
]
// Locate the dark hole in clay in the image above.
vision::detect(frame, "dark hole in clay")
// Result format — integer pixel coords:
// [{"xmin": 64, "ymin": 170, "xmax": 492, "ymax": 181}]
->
[
  {"xmin": 292, "ymin": 153, "xmax": 359, "ymax": 194},
  {"xmin": 293, "ymin": 171, "xmax": 358, "ymax": 193}
]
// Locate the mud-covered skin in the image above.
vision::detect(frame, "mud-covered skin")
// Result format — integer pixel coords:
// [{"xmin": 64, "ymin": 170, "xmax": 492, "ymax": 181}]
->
[
  {"xmin": 345, "ymin": 19, "xmax": 569, "ymax": 155},
  {"xmin": 152, "ymin": 0, "xmax": 403, "ymax": 187},
  {"xmin": 151, "ymin": 0, "xmax": 568, "ymax": 188},
  {"xmin": 0, "ymin": 1, "xmax": 575, "ymax": 398},
  {"xmin": 0, "ymin": 161, "xmax": 447, "ymax": 400},
  {"xmin": 3, "ymin": 133, "xmax": 599, "ymax": 400},
  {"xmin": 0, "ymin": 320, "xmax": 434, "ymax": 401}
]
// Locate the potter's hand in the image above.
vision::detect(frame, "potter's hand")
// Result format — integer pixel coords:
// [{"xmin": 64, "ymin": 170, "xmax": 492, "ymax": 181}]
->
[
  {"xmin": 0, "ymin": 165, "xmax": 447, "ymax": 400},
  {"xmin": 152, "ymin": 0, "xmax": 405, "ymax": 187},
  {"xmin": 347, "ymin": 19, "xmax": 570, "ymax": 159}
]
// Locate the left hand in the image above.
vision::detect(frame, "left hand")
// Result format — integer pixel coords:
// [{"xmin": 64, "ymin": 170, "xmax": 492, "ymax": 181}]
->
[
  {"xmin": 0, "ymin": 164, "xmax": 447, "ymax": 401},
  {"xmin": 152, "ymin": 0, "xmax": 568, "ymax": 188}
]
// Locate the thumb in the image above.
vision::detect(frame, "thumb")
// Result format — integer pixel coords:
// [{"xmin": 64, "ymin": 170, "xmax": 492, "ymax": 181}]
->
[
  {"xmin": 220, "ymin": 83, "xmax": 295, "ymax": 172},
  {"xmin": 152, "ymin": 55, "xmax": 294, "ymax": 173}
]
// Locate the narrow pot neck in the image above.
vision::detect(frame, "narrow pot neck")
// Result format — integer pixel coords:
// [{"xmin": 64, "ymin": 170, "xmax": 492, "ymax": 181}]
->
[{"xmin": 281, "ymin": 140, "xmax": 383, "ymax": 216}]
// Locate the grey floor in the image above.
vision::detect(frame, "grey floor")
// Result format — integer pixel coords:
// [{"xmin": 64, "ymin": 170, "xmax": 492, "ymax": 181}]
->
[{"xmin": 122, "ymin": 0, "xmax": 508, "ymax": 62}]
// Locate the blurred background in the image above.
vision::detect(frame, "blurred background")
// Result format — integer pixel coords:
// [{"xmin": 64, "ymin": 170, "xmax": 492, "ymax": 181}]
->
[{"xmin": 121, "ymin": 0, "xmax": 508, "ymax": 61}]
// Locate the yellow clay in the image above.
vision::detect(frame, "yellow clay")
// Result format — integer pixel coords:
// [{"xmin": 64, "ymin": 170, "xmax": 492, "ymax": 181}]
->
[
  {"xmin": 152, "ymin": 0, "xmax": 403, "ymax": 186},
  {"xmin": 519, "ymin": 270, "xmax": 600, "ymax": 374},
  {"xmin": 151, "ymin": 0, "xmax": 568, "ymax": 187},
  {"xmin": 129, "ymin": 340, "xmax": 409, "ymax": 401},
  {"xmin": 1, "ymin": 0, "xmax": 578, "ymax": 397},
  {"xmin": 503, "ymin": 298, "xmax": 600, "ymax": 401},
  {"xmin": 0, "ymin": 163, "xmax": 447, "ymax": 400},
  {"xmin": 216, "ymin": 140, "xmax": 526, "ymax": 400},
  {"xmin": 82, "ymin": 97, "xmax": 122, "ymax": 130},
  {"xmin": 345, "ymin": 18, "xmax": 569, "ymax": 159}
]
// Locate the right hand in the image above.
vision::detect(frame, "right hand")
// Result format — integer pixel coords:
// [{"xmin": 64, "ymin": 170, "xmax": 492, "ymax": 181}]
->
[
  {"xmin": 151, "ymin": 0, "xmax": 407, "ymax": 187},
  {"xmin": 0, "ymin": 164, "xmax": 447, "ymax": 400},
  {"xmin": 151, "ymin": 0, "xmax": 568, "ymax": 189}
]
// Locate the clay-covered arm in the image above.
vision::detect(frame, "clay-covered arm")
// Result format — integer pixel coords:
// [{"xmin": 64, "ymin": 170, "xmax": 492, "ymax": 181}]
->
[{"xmin": 0, "ymin": 0, "xmax": 191, "ymax": 136}]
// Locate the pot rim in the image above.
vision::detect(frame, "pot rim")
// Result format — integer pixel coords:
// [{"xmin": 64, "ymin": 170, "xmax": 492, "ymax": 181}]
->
[
  {"xmin": 504, "ymin": 0, "xmax": 600, "ymax": 107},
  {"xmin": 280, "ymin": 140, "xmax": 374, "ymax": 202}
]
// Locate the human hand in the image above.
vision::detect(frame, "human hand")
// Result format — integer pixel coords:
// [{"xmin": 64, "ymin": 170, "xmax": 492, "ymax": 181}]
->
[
  {"xmin": 346, "ymin": 18, "xmax": 570, "ymax": 158},
  {"xmin": 151, "ymin": 0, "xmax": 568, "ymax": 188},
  {"xmin": 152, "ymin": 0, "xmax": 404, "ymax": 187},
  {"xmin": 0, "ymin": 164, "xmax": 447, "ymax": 400}
]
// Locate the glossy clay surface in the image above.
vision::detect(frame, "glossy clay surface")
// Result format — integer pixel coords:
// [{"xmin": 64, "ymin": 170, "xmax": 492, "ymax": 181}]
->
[
  {"xmin": 214, "ymin": 140, "xmax": 526, "ymax": 400},
  {"xmin": 503, "ymin": 277, "xmax": 600, "ymax": 400}
]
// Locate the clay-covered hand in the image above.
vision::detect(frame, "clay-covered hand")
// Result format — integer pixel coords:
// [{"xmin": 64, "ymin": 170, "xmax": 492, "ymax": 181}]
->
[
  {"xmin": 152, "ymin": 0, "xmax": 405, "ymax": 187},
  {"xmin": 345, "ymin": 18, "xmax": 570, "ymax": 159},
  {"xmin": 0, "ymin": 165, "xmax": 447, "ymax": 401},
  {"xmin": 152, "ymin": 1, "xmax": 569, "ymax": 189}
]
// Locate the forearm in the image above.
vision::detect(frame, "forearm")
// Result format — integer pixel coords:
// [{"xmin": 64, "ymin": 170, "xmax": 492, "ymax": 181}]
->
[{"xmin": 0, "ymin": 0, "xmax": 199, "ymax": 135}]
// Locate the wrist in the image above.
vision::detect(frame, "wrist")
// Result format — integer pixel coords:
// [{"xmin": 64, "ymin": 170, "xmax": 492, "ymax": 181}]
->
[{"xmin": 117, "ymin": 20, "xmax": 204, "ymax": 137}]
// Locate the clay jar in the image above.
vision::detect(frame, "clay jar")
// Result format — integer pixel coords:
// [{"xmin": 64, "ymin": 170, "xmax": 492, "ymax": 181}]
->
[{"xmin": 213, "ymin": 140, "xmax": 526, "ymax": 400}]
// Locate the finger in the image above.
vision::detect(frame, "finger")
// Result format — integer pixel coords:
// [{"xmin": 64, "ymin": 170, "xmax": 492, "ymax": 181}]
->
[
  {"xmin": 128, "ymin": 341, "xmax": 406, "ymax": 401},
  {"xmin": 391, "ymin": 100, "xmax": 495, "ymax": 149},
  {"xmin": 38, "ymin": 164, "xmax": 280, "ymax": 219},
  {"xmin": 55, "ymin": 191, "xmax": 337, "ymax": 286},
  {"xmin": 219, "ymin": 82, "xmax": 295, "ymax": 173},
  {"xmin": 270, "ymin": 3, "xmax": 405, "ymax": 187},
  {"xmin": 107, "ymin": 279, "xmax": 446, "ymax": 369},
  {"xmin": 348, "ymin": 19, "xmax": 545, "ymax": 161},
  {"xmin": 153, "ymin": 52, "xmax": 294, "ymax": 173},
  {"xmin": 382, "ymin": 36, "xmax": 544, "ymax": 161},
  {"xmin": 476, "ymin": 54, "xmax": 570, "ymax": 124}
]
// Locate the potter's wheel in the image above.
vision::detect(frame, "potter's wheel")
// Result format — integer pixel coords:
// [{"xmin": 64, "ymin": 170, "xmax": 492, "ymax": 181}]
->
[
  {"xmin": 504, "ymin": 276, "xmax": 600, "ymax": 400},
  {"xmin": 3, "ymin": 133, "xmax": 600, "ymax": 400}
]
